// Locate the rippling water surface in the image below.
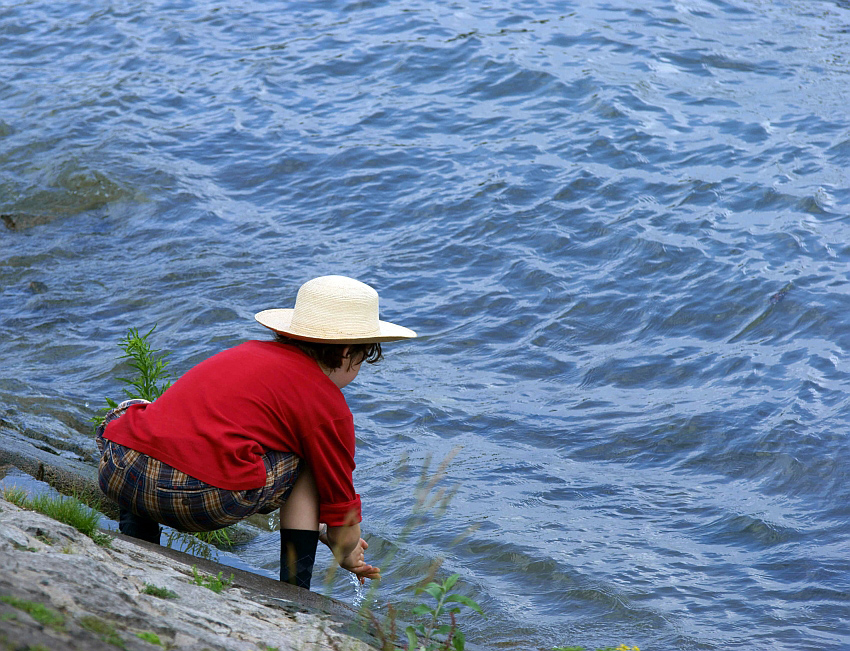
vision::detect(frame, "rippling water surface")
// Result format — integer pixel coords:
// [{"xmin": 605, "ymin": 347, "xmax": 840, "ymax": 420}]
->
[{"xmin": 2, "ymin": 0, "xmax": 849, "ymax": 649}]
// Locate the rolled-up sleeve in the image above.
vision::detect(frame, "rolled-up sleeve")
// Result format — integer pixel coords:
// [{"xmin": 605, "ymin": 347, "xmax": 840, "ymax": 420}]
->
[{"xmin": 304, "ymin": 417, "xmax": 363, "ymax": 526}]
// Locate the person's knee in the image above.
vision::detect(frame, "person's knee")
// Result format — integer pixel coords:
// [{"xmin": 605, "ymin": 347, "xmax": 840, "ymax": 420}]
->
[{"xmin": 279, "ymin": 466, "xmax": 319, "ymax": 530}]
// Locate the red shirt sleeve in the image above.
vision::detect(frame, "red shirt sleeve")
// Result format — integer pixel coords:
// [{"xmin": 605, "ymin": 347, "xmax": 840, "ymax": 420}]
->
[{"xmin": 301, "ymin": 416, "xmax": 362, "ymax": 527}]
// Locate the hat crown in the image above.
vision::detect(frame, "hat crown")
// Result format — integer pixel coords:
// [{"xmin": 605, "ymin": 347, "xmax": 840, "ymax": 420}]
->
[
  {"xmin": 290, "ymin": 275, "xmax": 381, "ymax": 339},
  {"xmin": 254, "ymin": 275, "xmax": 416, "ymax": 343}
]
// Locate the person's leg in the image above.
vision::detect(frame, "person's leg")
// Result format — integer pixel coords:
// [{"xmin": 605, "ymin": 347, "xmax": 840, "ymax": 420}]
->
[
  {"xmin": 118, "ymin": 507, "xmax": 161, "ymax": 544},
  {"xmin": 279, "ymin": 466, "xmax": 320, "ymax": 589},
  {"xmin": 97, "ymin": 399, "xmax": 162, "ymax": 544},
  {"xmin": 100, "ymin": 443, "xmax": 163, "ymax": 545}
]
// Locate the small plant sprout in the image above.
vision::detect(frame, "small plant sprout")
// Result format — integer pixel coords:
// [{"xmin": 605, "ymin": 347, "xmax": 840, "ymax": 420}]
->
[
  {"xmin": 166, "ymin": 526, "xmax": 236, "ymax": 555},
  {"xmin": 136, "ymin": 631, "xmax": 164, "ymax": 646},
  {"xmin": 190, "ymin": 566, "xmax": 234, "ymax": 593},
  {"xmin": 79, "ymin": 615, "xmax": 124, "ymax": 647},
  {"xmin": 142, "ymin": 584, "xmax": 178, "ymax": 599},
  {"xmin": 353, "ymin": 450, "xmax": 485, "ymax": 651},
  {"xmin": 405, "ymin": 573, "xmax": 483, "ymax": 651}
]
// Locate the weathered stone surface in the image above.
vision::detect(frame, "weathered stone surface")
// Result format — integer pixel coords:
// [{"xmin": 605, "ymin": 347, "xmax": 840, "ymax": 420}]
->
[
  {"xmin": 0, "ymin": 438, "xmax": 121, "ymax": 521},
  {"xmin": 0, "ymin": 497, "xmax": 378, "ymax": 650},
  {"xmin": 0, "ymin": 213, "xmax": 59, "ymax": 230}
]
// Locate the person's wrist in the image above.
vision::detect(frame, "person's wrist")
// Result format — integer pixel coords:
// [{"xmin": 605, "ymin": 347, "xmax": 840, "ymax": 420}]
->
[{"xmin": 340, "ymin": 546, "xmax": 359, "ymax": 568}]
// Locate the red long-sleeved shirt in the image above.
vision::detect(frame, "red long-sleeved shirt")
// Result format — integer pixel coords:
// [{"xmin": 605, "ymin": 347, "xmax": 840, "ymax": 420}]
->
[{"xmin": 103, "ymin": 340, "xmax": 361, "ymax": 526}]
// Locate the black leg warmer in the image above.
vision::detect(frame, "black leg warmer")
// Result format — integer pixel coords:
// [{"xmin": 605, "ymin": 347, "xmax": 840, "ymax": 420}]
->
[
  {"xmin": 118, "ymin": 507, "xmax": 162, "ymax": 544},
  {"xmin": 280, "ymin": 528, "xmax": 320, "ymax": 590}
]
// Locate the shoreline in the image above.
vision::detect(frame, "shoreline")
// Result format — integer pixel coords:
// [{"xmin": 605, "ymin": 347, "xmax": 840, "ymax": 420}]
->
[{"xmin": 0, "ymin": 437, "xmax": 382, "ymax": 650}]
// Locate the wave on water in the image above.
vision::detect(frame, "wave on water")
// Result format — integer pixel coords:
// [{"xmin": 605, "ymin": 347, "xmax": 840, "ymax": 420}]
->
[{"xmin": 1, "ymin": 0, "xmax": 849, "ymax": 649}]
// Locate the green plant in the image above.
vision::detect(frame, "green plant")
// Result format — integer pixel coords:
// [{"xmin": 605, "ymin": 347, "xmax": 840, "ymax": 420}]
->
[
  {"xmin": 167, "ymin": 526, "xmax": 236, "ymax": 553},
  {"xmin": 2, "ymin": 488, "xmax": 111, "ymax": 547},
  {"xmin": 190, "ymin": 566, "xmax": 233, "ymax": 593},
  {"xmin": 115, "ymin": 326, "xmax": 173, "ymax": 402},
  {"xmin": 142, "ymin": 584, "xmax": 178, "ymax": 599},
  {"xmin": 163, "ymin": 525, "xmax": 243, "ymax": 562},
  {"xmin": 0, "ymin": 596, "xmax": 65, "ymax": 630},
  {"xmin": 27, "ymin": 493, "xmax": 103, "ymax": 538},
  {"xmin": 194, "ymin": 527, "xmax": 235, "ymax": 547},
  {"xmin": 93, "ymin": 325, "xmax": 173, "ymax": 426},
  {"xmin": 404, "ymin": 574, "xmax": 483, "ymax": 651},
  {"xmin": 2, "ymin": 486, "xmax": 28, "ymax": 508},
  {"xmin": 136, "ymin": 631, "xmax": 164, "ymax": 646},
  {"xmin": 349, "ymin": 450, "xmax": 485, "ymax": 651},
  {"xmin": 34, "ymin": 531, "xmax": 56, "ymax": 546},
  {"xmin": 80, "ymin": 615, "xmax": 125, "ymax": 648}
]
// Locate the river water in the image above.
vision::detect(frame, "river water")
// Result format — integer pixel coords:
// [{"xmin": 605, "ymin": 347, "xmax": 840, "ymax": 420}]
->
[{"xmin": 1, "ymin": 0, "xmax": 849, "ymax": 649}]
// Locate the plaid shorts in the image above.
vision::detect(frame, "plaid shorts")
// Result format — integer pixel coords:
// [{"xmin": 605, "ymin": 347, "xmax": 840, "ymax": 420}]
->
[{"xmin": 96, "ymin": 399, "xmax": 301, "ymax": 532}]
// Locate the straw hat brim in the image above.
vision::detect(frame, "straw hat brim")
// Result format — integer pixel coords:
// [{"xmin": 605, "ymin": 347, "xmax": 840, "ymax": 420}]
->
[{"xmin": 255, "ymin": 308, "xmax": 417, "ymax": 344}]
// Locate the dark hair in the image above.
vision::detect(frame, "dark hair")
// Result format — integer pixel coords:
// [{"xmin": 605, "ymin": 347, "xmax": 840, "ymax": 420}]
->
[{"xmin": 274, "ymin": 334, "xmax": 383, "ymax": 370}]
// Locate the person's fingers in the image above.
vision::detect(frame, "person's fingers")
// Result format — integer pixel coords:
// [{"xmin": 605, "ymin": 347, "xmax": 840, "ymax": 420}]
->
[{"xmin": 350, "ymin": 562, "xmax": 381, "ymax": 578}]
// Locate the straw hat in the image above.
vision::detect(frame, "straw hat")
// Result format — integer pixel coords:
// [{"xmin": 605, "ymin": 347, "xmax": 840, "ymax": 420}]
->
[{"xmin": 255, "ymin": 275, "xmax": 417, "ymax": 344}]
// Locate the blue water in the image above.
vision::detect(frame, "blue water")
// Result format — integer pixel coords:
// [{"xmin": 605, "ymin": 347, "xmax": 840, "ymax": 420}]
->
[{"xmin": 1, "ymin": 0, "xmax": 849, "ymax": 649}]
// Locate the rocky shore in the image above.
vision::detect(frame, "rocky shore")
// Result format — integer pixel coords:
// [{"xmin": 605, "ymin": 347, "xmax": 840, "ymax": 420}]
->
[{"xmin": 0, "ymin": 484, "xmax": 380, "ymax": 651}]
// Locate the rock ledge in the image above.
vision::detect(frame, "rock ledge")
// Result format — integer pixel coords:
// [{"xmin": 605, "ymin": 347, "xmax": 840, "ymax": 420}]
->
[{"xmin": 0, "ymin": 496, "xmax": 378, "ymax": 651}]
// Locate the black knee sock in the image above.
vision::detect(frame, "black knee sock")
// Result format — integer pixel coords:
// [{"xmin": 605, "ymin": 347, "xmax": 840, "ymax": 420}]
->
[
  {"xmin": 118, "ymin": 507, "xmax": 162, "ymax": 544},
  {"xmin": 280, "ymin": 528, "xmax": 320, "ymax": 590}
]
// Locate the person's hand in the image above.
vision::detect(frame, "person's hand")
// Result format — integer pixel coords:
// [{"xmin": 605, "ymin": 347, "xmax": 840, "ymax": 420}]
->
[{"xmin": 339, "ymin": 538, "xmax": 381, "ymax": 584}]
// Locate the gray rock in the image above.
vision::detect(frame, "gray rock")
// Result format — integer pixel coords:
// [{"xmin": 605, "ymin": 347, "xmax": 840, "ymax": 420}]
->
[{"xmin": 0, "ymin": 497, "xmax": 379, "ymax": 650}]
